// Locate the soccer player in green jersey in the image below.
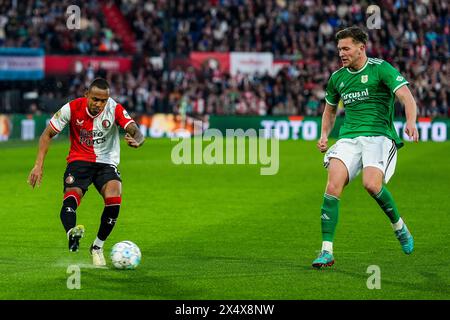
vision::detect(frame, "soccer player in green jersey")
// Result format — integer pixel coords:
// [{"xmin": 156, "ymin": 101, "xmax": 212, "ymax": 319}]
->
[{"xmin": 312, "ymin": 26, "xmax": 419, "ymax": 269}]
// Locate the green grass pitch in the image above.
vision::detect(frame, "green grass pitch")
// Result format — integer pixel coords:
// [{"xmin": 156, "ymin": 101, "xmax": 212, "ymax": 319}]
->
[{"xmin": 0, "ymin": 138, "xmax": 449, "ymax": 300}]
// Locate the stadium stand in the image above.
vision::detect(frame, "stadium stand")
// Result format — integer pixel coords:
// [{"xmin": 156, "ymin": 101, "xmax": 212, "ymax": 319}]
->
[{"xmin": 0, "ymin": 0, "xmax": 448, "ymax": 117}]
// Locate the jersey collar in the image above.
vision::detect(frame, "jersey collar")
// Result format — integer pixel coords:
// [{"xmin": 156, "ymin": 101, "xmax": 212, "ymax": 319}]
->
[{"xmin": 345, "ymin": 58, "xmax": 369, "ymax": 74}]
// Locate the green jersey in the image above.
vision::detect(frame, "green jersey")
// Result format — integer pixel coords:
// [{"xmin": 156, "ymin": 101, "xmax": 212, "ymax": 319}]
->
[{"xmin": 325, "ymin": 57, "xmax": 409, "ymax": 148}]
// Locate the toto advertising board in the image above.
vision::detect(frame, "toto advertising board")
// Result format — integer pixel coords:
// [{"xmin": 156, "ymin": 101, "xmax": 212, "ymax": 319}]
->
[
  {"xmin": 209, "ymin": 116, "xmax": 448, "ymax": 142},
  {"xmin": 0, "ymin": 115, "xmax": 448, "ymax": 142}
]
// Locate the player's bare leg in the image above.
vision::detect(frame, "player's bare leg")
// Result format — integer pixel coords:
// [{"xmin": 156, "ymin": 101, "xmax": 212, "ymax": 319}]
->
[
  {"xmin": 362, "ymin": 166, "xmax": 383, "ymax": 195},
  {"xmin": 90, "ymin": 180, "xmax": 122, "ymax": 266},
  {"xmin": 363, "ymin": 166, "xmax": 414, "ymax": 254},
  {"xmin": 62, "ymin": 187, "xmax": 85, "ymax": 252},
  {"xmin": 313, "ymin": 158, "xmax": 348, "ymax": 269},
  {"xmin": 325, "ymin": 158, "xmax": 349, "ymax": 197}
]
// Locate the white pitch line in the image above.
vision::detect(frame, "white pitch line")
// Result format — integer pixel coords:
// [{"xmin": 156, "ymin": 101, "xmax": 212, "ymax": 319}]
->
[{"xmin": 53, "ymin": 261, "xmax": 109, "ymax": 269}]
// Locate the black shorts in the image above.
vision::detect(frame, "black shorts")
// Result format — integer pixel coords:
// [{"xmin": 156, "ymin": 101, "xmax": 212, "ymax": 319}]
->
[{"xmin": 63, "ymin": 161, "xmax": 122, "ymax": 194}]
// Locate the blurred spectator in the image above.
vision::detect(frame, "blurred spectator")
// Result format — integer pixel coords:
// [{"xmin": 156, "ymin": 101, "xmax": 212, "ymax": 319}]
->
[{"xmin": 28, "ymin": 102, "xmax": 42, "ymax": 115}]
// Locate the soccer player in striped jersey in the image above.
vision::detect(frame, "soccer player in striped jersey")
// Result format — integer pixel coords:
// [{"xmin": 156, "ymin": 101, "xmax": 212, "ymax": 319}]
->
[
  {"xmin": 28, "ymin": 78, "xmax": 144, "ymax": 267},
  {"xmin": 312, "ymin": 26, "xmax": 419, "ymax": 269}
]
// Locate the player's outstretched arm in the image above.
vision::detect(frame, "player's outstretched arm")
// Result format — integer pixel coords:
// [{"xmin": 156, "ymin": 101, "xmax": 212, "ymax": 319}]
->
[
  {"xmin": 317, "ymin": 103, "xmax": 338, "ymax": 153},
  {"xmin": 28, "ymin": 125, "xmax": 58, "ymax": 188},
  {"xmin": 395, "ymin": 85, "xmax": 419, "ymax": 142},
  {"xmin": 124, "ymin": 122, "xmax": 145, "ymax": 148}
]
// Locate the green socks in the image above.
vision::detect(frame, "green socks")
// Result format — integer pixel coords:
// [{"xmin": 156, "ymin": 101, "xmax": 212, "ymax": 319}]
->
[
  {"xmin": 321, "ymin": 193, "xmax": 340, "ymax": 242},
  {"xmin": 372, "ymin": 186, "xmax": 401, "ymax": 224},
  {"xmin": 320, "ymin": 186, "xmax": 400, "ymax": 248}
]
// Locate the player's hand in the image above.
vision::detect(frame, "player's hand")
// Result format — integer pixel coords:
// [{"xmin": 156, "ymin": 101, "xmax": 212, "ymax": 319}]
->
[
  {"xmin": 28, "ymin": 165, "xmax": 43, "ymax": 188},
  {"xmin": 404, "ymin": 121, "xmax": 419, "ymax": 142},
  {"xmin": 124, "ymin": 133, "xmax": 140, "ymax": 148},
  {"xmin": 317, "ymin": 136, "xmax": 328, "ymax": 153}
]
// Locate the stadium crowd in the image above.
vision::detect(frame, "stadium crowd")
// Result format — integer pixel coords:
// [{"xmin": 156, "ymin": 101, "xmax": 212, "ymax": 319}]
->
[
  {"xmin": 0, "ymin": 0, "xmax": 449, "ymax": 117},
  {"xmin": 0, "ymin": 0, "xmax": 121, "ymax": 53}
]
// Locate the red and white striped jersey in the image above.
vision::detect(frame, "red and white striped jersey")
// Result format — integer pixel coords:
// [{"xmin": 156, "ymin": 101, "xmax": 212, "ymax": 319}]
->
[{"xmin": 49, "ymin": 97, "xmax": 135, "ymax": 166}]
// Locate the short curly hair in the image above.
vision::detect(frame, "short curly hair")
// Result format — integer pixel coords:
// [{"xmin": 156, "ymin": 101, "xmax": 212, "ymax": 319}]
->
[{"xmin": 88, "ymin": 78, "xmax": 110, "ymax": 92}]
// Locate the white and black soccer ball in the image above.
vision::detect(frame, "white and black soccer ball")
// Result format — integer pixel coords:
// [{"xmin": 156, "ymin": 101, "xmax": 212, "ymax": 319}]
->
[{"xmin": 110, "ymin": 241, "xmax": 141, "ymax": 270}]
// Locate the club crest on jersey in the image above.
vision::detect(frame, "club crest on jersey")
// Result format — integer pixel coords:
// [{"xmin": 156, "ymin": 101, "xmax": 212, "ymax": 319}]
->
[
  {"xmin": 76, "ymin": 119, "xmax": 84, "ymax": 126},
  {"xmin": 102, "ymin": 119, "xmax": 111, "ymax": 129},
  {"xmin": 123, "ymin": 110, "xmax": 131, "ymax": 119},
  {"xmin": 65, "ymin": 174, "xmax": 75, "ymax": 184},
  {"xmin": 361, "ymin": 75, "xmax": 368, "ymax": 83}
]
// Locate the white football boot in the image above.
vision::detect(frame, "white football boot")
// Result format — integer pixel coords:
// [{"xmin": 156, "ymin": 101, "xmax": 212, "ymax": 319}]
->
[{"xmin": 90, "ymin": 245, "xmax": 106, "ymax": 267}]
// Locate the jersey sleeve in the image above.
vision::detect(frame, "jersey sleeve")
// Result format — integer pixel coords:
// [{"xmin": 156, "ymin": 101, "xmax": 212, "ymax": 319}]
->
[
  {"xmin": 49, "ymin": 103, "xmax": 71, "ymax": 133},
  {"xmin": 114, "ymin": 104, "xmax": 135, "ymax": 129},
  {"xmin": 379, "ymin": 61, "xmax": 409, "ymax": 93},
  {"xmin": 324, "ymin": 75, "xmax": 340, "ymax": 106}
]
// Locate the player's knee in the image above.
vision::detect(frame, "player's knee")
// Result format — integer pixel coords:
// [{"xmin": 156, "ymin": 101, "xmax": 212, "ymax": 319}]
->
[
  {"xmin": 363, "ymin": 181, "xmax": 381, "ymax": 195},
  {"xmin": 102, "ymin": 181, "xmax": 122, "ymax": 198},
  {"xmin": 325, "ymin": 182, "xmax": 343, "ymax": 197}
]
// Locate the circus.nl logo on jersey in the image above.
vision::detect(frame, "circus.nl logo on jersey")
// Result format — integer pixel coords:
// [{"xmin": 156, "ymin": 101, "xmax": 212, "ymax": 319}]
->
[{"xmin": 341, "ymin": 88, "xmax": 369, "ymax": 105}]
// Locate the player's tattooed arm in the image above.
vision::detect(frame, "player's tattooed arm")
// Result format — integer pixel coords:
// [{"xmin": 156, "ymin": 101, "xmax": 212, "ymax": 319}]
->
[{"xmin": 124, "ymin": 122, "xmax": 145, "ymax": 148}]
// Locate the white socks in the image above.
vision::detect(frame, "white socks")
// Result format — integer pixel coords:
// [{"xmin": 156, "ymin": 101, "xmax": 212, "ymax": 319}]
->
[
  {"xmin": 321, "ymin": 241, "xmax": 333, "ymax": 254},
  {"xmin": 93, "ymin": 237, "xmax": 104, "ymax": 249},
  {"xmin": 392, "ymin": 217, "xmax": 404, "ymax": 231}
]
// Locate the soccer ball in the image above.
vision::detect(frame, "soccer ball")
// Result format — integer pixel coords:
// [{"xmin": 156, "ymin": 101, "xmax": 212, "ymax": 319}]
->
[{"xmin": 110, "ymin": 241, "xmax": 141, "ymax": 270}]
